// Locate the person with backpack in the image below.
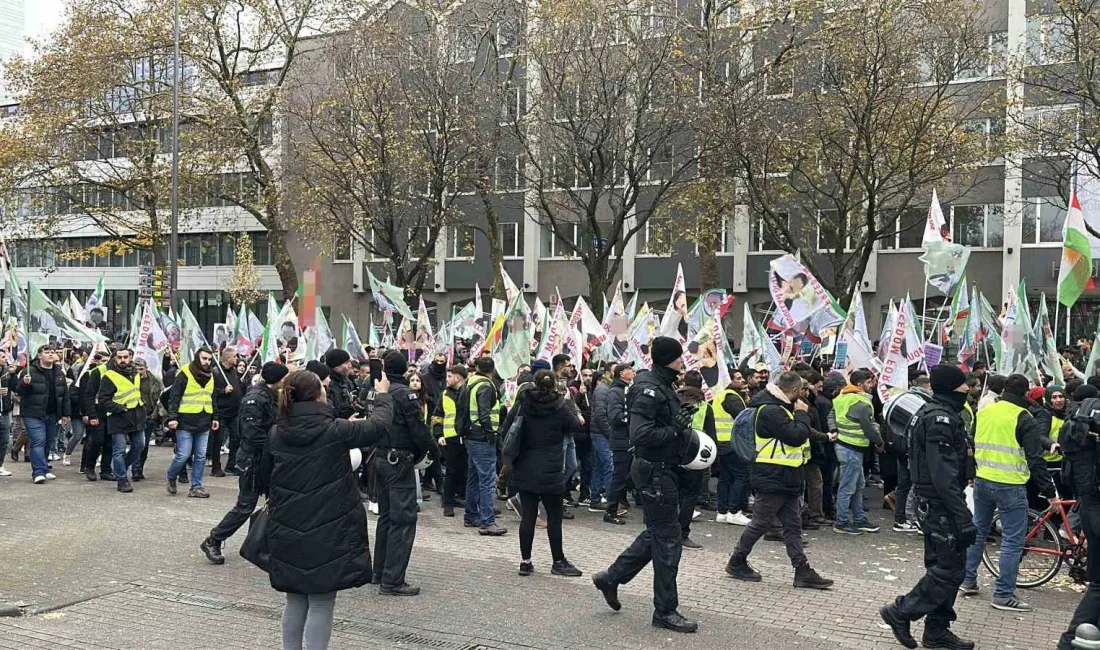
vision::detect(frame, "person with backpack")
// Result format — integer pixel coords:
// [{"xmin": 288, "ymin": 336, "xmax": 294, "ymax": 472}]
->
[{"xmin": 724, "ymin": 370, "xmax": 834, "ymax": 590}]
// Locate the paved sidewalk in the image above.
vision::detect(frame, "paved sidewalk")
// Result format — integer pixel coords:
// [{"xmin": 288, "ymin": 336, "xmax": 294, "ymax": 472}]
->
[{"xmin": 0, "ymin": 447, "xmax": 1083, "ymax": 649}]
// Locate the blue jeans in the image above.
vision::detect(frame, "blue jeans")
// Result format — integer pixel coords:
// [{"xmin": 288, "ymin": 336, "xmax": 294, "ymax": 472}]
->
[
  {"xmin": 965, "ymin": 478, "xmax": 1028, "ymax": 598},
  {"xmin": 589, "ymin": 434, "xmax": 613, "ymax": 502},
  {"xmin": 835, "ymin": 444, "xmax": 867, "ymax": 526},
  {"xmin": 167, "ymin": 429, "xmax": 209, "ymax": 488},
  {"xmin": 0, "ymin": 411, "xmax": 10, "ymax": 467},
  {"xmin": 465, "ymin": 439, "xmax": 497, "ymax": 527},
  {"xmin": 24, "ymin": 417, "xmax": 58, "ymax": 479},
  {"xmin": 112, "ymin": 430, "xmax": 146, "ymax": 480},
  {"xmin": 563, "ymin": 436, "xmax": 577, "ymax": 494}
]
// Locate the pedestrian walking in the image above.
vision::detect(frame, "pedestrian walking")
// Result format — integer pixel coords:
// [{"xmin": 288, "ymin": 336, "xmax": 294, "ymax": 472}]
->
[
  {"xmin": 165, "ymin": 347, "xmax": 220, "ymax": 498},
  {"xmin": 17, "ymin": 344, "xmax": 70, "ymax": 484},
  {"xmin": 96, "ymin": 348, "xmax": 146, "ymax": 493}
]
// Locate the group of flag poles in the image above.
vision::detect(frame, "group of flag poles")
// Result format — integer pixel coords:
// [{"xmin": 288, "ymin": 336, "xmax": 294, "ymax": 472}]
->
[{"xmin": 1, "ymin": 181, "xmax": 1097, "ymax": 401}]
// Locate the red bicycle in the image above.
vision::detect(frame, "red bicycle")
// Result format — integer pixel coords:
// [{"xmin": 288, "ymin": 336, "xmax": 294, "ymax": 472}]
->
[{"xmin": 981, "ymin": 498, "xmax": 1088, "ymax": 588}]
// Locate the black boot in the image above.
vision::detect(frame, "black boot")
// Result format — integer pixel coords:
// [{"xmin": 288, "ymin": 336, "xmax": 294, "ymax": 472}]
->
[
  {"xmin": 379, "ymin": 583, "xmax": 420, "ymax": 596},
  {"xmin": 921, "ymin": 629, "xmax": 974, "ymax": 650},
  {"xmin": 793, "ymin": 566, "xmax": 834, "ymax": 590},
  {"xmin": 652, "ymin": 611, "xmax": 698, "ymax": 633},
  {"xmin": 200, "ymin": 537, "xmax": 225, "ymax": 565},
  {"xmin": 879, "ymin": 604, "xmax": 917, "ymax": 649},
  {"xmin": 592, "ymin": 571, "xmax": 621, "ymax": 611},
  {"xmin": 725, "ymin": 558, "xmax": 762, "ymax": 582}
]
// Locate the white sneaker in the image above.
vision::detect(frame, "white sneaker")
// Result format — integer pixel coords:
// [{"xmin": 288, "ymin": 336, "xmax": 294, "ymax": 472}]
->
[
  {"xmin": 715, "ymin": 512, "xmax": 729, "ymax": 524},
  {"xmin": 47, "ymin": 453, "xmax": 57, "ymax": 461},
  {"xmin": 33, "ymin": 475, "xmax": 45, "ymax": 484},
  {"xmin": 62, "ymin": 454, "xmax": 71, "ymax": 466},
  {"xmin": 368, "ymin": 501, "xmax": 379, "ymax": 515},
  {"xmin": 692, "ymin": 510, "xmax": 701, "ymax": 521},
  {"xmin": 728, "ymin": 511, "xmax": 752, "ymax": 526},
  {"xmin": 44, "ymin": 472, "xmax": 56, "ymax": 480},
  {"xmin": 95, "ymin": 459, "xmax": 101, "ymax": 468},
  {"xmin": 221, "ymin": 446, "xmax": 229, "ymax": 455},
  {"xmin": 205, "ymin": 460, "xmax": 213, "ymax": 467},
  {"xmin": 0, "ymin": 467, "xmax": 11, "ymax": 477}
]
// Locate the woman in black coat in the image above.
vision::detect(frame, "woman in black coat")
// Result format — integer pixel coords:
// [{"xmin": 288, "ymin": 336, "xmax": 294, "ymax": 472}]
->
[
  {"xmin": 502, "ymin": 370, "xmax": 586, "ymax": 578},
  {"xmin": 257, "ymin": 370, "xmax": 392, "ymax": 650}
]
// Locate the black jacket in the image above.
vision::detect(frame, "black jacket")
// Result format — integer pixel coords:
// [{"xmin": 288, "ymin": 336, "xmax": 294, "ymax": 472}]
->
[
  {"xmin": 999, "ymin": 392, "xmax": 1056, "ymax": 498},
  {"xmin": 749, "ymin": 388, "xmax": 813, "ymax": 496},
  {"xmin": 422, "ymin": 361, "xmax": 447, "ymax": 416},
  {"xmin": 607, "ymin": 379, "xmax": 630, "ymax": 451},
  {"xmin": 259, "ymin": 397, "xmax": 392, "ymax": 595},
  {"xmin": 96, "ymin": 361, "xmax": 147, "ymax": 434},
  {"xmin": 590, "ymin": 381, "xmax": 613, "ymax": 437},
  {"xmin": 0, "ymin": 367, "xmax": 16, "ymax": 415},
  {"xmin": 166, "ymin": 363, "xmax": 219, "ymax": 432},
  {"xmin": 239, "ymin": 383, "xmax": 279, "ymax": 468},
  {"xmin": 327, "ymin": 372, "xmax": 357, "ymax": 420},
  {"xmin": 214, "ymin": 364, "xmax": 243, "ymax": 421},
  {"xmin": 628, "ymin": 366, "xmax": 687, "ymax": 464},
  {"xmin": 16, "ymin": 362, "xmax": 70, "ymax": 420},
  {"xmin": 381, "ymin": 374, "xmax": 437, "ymax": 460},
  {"xmin": 504, "ymin": 389, "xmax": 585, "ymax": 494},
  {"xmin": 461, "ymin": 373, "xmax": 499, "ymax": 443},
  {"xmin": 910, "ymin": 395, "xmax": 972, "ymax": 529},
  {"xmin": 80, "ymin": 366, "xmax": 104, "ymax": 421}
]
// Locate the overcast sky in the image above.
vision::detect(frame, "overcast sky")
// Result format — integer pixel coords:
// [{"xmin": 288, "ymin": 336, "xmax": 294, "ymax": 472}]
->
[{"xmin": 24, "ymin": 0, "xmax": 63, "ymax": 57}]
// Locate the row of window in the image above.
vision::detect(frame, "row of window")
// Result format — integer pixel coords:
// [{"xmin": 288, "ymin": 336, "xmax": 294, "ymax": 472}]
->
[
  {"xmin": 77, "ymin": 115, "xmax": 274, "ymax": 162},
  {"xmin": 333, "ymin": 222, "xmax": 525, "ymax": 262},
  {"xmin": 16, "ymin": 173, "xmax": 263, "ymax": 218},
  {"xmin": 8, "ymin": 233, "xmax": 273, "ymax": 269}
]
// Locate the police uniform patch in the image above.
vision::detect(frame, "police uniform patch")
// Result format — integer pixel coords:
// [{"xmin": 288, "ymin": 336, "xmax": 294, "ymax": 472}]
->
[
  {"xmin": 935, "ymin": 416, "xmax": 950, "ymax": 424},
  {"xmin": 643, "ymin": 388, "xmax": 655, "ymax": 397},
  {"xmin": 407, "ymin": 393, "xmax": 420, "ymax": 401}
]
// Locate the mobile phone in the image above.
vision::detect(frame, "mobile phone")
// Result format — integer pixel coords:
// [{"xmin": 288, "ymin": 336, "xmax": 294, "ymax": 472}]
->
[{"xmin": 369, "ymin": 358, "xmax": 384, "ymax": 384}]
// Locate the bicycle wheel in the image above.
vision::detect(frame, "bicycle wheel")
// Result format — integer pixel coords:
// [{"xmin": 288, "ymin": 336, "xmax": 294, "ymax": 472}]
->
[{"xmin": 981, "ymin": 508, "xmax": 1064, "ymax": 589}]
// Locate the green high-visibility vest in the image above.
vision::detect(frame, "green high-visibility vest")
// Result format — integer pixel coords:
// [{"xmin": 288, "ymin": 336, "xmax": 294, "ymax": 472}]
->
[
  {"xmin": 712, "ymin": 389, "xmax": 744, "ymax": 443},
  {"xmin": 103, "ymin": 370, "xmax": 142, "ymax": 411},
  {"xmin": 974, "ymin": 400, "xmax": 1030, "ymax": 485},
  {"xmin": 1044, "ymin": 416, "xmax": 1064, "ymax": 463},
  {"xmin": 467, "ymin": 374, "xmax": 500, "ymax": 432},
  {"xmin": 834, "ymin": 391, "xmax": 872, "ymax": 448},
  {"xmin": 691, "ymin": 402, "xmax": 710, "ymax": 431},
  {"xmin": 441, "ymin": 393, "xmax": 459, "ymax": 439},
  {"xmin": 178, "ymin": 365, "xmax": 213, "ymax": 414},
  {"xmin": 754, "ymin": 406, "xmax": 803, "ymax": 467}
]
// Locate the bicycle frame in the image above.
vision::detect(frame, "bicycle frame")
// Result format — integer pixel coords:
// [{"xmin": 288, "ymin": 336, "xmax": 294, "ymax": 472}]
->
[{"xmin": 1022, "ymin": 498, "xmax": 1080, "ymax": 558}]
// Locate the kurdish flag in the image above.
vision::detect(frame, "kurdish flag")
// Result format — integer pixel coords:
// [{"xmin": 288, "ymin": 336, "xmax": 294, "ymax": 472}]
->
[{"xmin": 1058, "ymin": 190, "xmax": 1095, "ymax": 308}]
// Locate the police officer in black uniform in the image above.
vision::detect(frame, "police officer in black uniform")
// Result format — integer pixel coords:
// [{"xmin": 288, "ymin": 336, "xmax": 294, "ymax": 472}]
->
[
  {"xmin": 1058, "ymin": 385, "xmax": 1100, "ymax": 650},
  {"xmin": 593, "ymin": 337, "xmax": 699, "ymax": 633},
  {"xmin": 324, "ymin": 349, "xmax": 357, "ymax": 419},
  {"xmin": 880, "ymin": 365, "xmax": 975, "ymax": 650},
  {"xmin": 373, "ymin": 350, "xmax": 438, "ymax": 596},
  {"xmin": 201, "ymin": 362, "xmax": 288, "ymax": 564}
]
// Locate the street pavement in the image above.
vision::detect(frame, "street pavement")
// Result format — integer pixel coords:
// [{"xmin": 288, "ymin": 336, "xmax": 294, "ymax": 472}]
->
[{"xmin": 0, "ymin": 446, "xmax": 1084, "ymax": 649}]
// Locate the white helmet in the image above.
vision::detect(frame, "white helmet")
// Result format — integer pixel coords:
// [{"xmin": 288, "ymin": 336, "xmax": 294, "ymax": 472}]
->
[
  {"xmin": 349, "ymin": 448, "xmax": 363, "ymax": 472},
  {"xmin": 414, "ymin": 454, "xmax": 433, "ymax": 471},
  {"xmin": 680, "ymin": 429, "xmax": 717, "ymax": 470}
]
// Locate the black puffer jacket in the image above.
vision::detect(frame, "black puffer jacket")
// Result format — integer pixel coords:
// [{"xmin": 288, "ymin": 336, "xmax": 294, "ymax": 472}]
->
[
  {"xmin": 590, "ymin": 381, "xmax": 612, "ymax": 437},
  {"xmin": 259, "ymin": 396, "xmax": 393, "ymax": 595},
  {"xmin": 16, "ymin": 362, "xmax": 70, "ymax": 419},
  {"xmin": 96, "ymin": 361, "xmax": 147, "ymax": 434},
  {"xmin": 504, "ymin": 388, "xmax": 585, "ymax": 494},
  {"xmin": 749, "ymin": 387, "xmax": 812, "ymax": 496},
  {"xmin": 607, "ymin": 379, "xmax": 630, "ymax": 451},
  {"xmin": 214, "ymin": 364, "xmax": 243, "ymax": 421}
]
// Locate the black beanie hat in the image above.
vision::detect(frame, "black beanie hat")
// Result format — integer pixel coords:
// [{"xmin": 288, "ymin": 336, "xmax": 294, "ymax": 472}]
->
[
  {"xmin": 260, "ymin": 362, "xmax": 289, "ymax": 385},
  {"xmin": 650, "ymin": 336, "xmax": 683, "ymax": 368},
  {"xmin": 447, "ymin": 364, "xmax": 467, "ymax": 379},
  {"xmin": 1074, "ymin": 384, "xmax": 1100, "ymax": 401},
  {"xmin": 324, "ymin": 349, "xmax": 351, "ymax": 369},
  {"xmin": 383, "ymin": 350, "xmax": 408, "ymax": 376},
  {"xmin": 305, "ymin": 359, "xmax": 330, "ymax": 381},
  {"xmin": 929, "ymin": 364, "xmax": 967, "ymax": 394}
]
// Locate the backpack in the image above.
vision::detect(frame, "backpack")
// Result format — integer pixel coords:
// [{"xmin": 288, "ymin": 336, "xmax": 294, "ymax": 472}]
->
[
  {"xmin": 1061, "ymin": 398, "xmax": 1100, "ymax": 494},
  {"xmin": 731, "ymin": 407, "xmax": 759, "ymax": 462}
]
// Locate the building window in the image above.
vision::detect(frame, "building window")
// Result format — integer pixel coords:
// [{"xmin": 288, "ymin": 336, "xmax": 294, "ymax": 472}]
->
[
  {"xmin": 1023, "ymin": 197, "xmax": 1068, "ymax": 245},
  {"xmin": 1027, "ymin": 14, "xmax": 1072, "ymax": 65},
  {"xmin": 251, "ymin": 232, "xmax": 272, "ymax": 265},
  {"xmin": 949, "ymin": 204, "xmax": 1004, "ymax": 248},
  {"xmin": 406, "ymin": 227, "xmax": 430, "ymax": 258},
  {"xmin": 956, "ymin": 32, "xmax": 1009, "ymax": 80},
  {"xmin": 1022, "ymin": 106, "xmax": 1077, "ymax": 155},
  {"xmin": 750, "ymin": 211, "xmax": 789, "ymax": 252},
  {"xmin": 648, "ymin": 143, "xmax": 674, "ymax": 182},
  {"xmin": 495, "ymin": 154, "xmax": 524, "ymax": 191},
  {"xmin": 541, "ymin": 222, "xmax": 580, "ymax": 258},
  {"xmin": 638, "ymin": 218, "xmax": 674, "ymax": 256},
  {"xmin": 702, "ymin": 2, "xmax": 739, "ymax": 28},
  {"xmin": 498, "ymin": 221, "xmax": 522, "ymax": 259},
  {"xmin": 448, "ymin": 226, "xmax": 475, "ymax": 259},
  {"xmin": 239, "ymin": 68, "xmax": 281, "ymax": 87},
  {"xmin": 333, "ymin": 234, "xmax": 353, "ymax": 262},
  {"xmin": 763, "ymin": 60, "xmax": 793, "ymax": 98},
  {"xmin": 817, "ymin": 210, "xmax": 861, "ymax": 252}
]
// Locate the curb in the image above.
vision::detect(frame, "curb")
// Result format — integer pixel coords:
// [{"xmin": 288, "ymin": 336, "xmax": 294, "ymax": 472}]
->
[{"xmin": 3, "ymin": 585, "xmax": 131, "ymax": 618}]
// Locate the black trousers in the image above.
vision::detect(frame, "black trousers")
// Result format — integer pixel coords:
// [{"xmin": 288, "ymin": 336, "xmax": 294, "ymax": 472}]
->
[
  {"xmin": 207, "ymin": 427, "xmax": 224, "ymax": 471},
  {"xmin": 81, "ymin": 425, "xmax": 112, "ymax": 474},
  {"xmin": 731, "ymin": 491, "xmax": 808, "ymax": 571},
  {"xmin": 605, "ymin": 460, "xmax": 682, "ymax": 616},
  {"xmin": 896, "ymin": 502, "xmax": 966, "ymax": 634},
  {"xmin": 819, "ymin": 450, "xmax": 837, "ymax": 516},
  {"xmin": 209, "ymin": 469, "xmax": 260, "ymax": 543},
  {"xmin": 576, "ymin": 437, "xmax": 593, "ymax": 499},
  {"xmin": 373, "ymin": 456, "xmax": 418, "ymax": 588},
  {"xmin": 223, "ymin": 418, "xmax": 241, "ymax": 471},
  {"xmin": 519, "ymin": 491, "xmax": 565, "ymax": 562},
  {"xmin": 677, "ymin": 468, "xmax": 705, "ymax": 539},
  {"xmin": 895, "ymin": 456, "xmax": 912, "ymax": 524},
  {"xmin": 605, "ymin": 449, "xmax": 633, "ymax": 516},
  {"xmin": 441, "ymin": 439, "xmax": 467, "ymax": 507},
  {"xmin": 1059, "ymin": 494, "xmax": 1100, "ymax": 650}
]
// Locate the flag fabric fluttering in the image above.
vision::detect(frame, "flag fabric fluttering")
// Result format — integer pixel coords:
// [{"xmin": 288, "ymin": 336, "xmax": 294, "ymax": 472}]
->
[
  {"xmin": 26, "ymin": 283, "xmax": 106, "ymax": 357},
  {"xmin": 415, "ymin": 296, "xmax": 434, "ymax": 362},
  {"xmin": 342, "ymin": 315, "xmax": 367, "ymax": 361},
  {"xmin": 659, "ymin": 263, "xmax": 687, "ymax": 339},
  {"xmin": 366, "ymin": 268, "xmax": 415, "ymax": 321},
  {"xmin": 83, "ymin": 272, "xmax": 106, "ymax": 319},
  {"xmin": 737, "ymin": 303, "xmax": 761, "ymax": 368},
  {"xmin": 1058, "ymin": 190, "xmax": 1095, "ymax": 308},
  {"xmin": 919, "ymin": 190, "xmax": 970, "ymax": 296},
  {"xmin": 1034, "ymin": 293, "xmax": 1065, "ymax": 386}
]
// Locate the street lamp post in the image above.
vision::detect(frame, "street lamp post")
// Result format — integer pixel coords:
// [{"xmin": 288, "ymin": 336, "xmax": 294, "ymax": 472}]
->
[{"xmin": 169, "ymin": 0, "xmax": 181, "ymax": 302}]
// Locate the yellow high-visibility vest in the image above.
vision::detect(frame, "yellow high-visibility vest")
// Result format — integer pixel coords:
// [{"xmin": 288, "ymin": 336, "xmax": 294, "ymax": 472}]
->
[
  {"xmin": 467, "ymin": 375, "xmax": 500, "ymax": 431},
  {"xmin": 754, "ymin": 406, "xmax": 803, "ymax": 467},
  {"xmin": 178, "ymin": 365, "xmax": 214, "ymax": 414},
  {"xmin": 834, "ymin": 391, "xmax": 872, "ymax": 448},
  {"xmin": 1045, "ymin": 416, "xmax": 1065, "ymax": 463},
  {"xmin": 691, "ymin": 402, "xmax": 710, "ymax": 431},
  {"xmin": 103, "ymin": 370, "xmax": 142, "ymax": 411},
  {"xmin": 441, "ymin": 393, "xmax": 460, "ymax": 438},
  {"xmin": 974, "ymin": 400, "xmax": 1030, "ymax": 485},
  {"xmin": 712, "ymin": 389, "xmax": 745, "ymax": 443}
]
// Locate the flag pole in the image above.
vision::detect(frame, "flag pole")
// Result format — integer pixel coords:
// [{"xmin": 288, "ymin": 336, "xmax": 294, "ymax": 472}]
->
[{"xmin": 1054, "ymin": 300, "xmax": 1060, "ymax": 349}]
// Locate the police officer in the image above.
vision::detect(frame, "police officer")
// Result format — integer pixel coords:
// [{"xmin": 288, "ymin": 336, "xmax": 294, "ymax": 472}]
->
[
  {"xmin": 373, "ymin": 350, "xmax": 438, "ymax": 596},
  {"xmin": 592, "ymin": 336, "xmax": 699, "ymax": 634},
  {"xmin": 324, "ymin": 349, "xmax": 357, "ymax": 419},
  {"xmin": 880, "ymin": 364, "xmax": 975, "ymax": 650},
  {"xmin": 1058, "ymin": 385, "xmax": 1100, "ymax": 650},
  {"xmin": 201, "ymin": 362, "xmax": 288, "ymax": 565}
]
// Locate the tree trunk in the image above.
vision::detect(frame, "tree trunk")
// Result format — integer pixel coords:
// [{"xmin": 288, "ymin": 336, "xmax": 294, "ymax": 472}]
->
[
  {"xmin": 588, "ymin": 265, "xmax": 609, "ymax": 322},
  {"xmin": 265, "ymin": 226, "xmax": 299, "ymax": 300},
  {"xmin": 489, "ymin": 234, "xmax": 506, "ymax": 301}
]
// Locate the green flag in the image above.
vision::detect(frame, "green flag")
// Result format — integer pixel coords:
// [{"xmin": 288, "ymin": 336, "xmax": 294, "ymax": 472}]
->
[
  {"xmin": 1058, "ymin": 191, "xmax": 1094, "ymax": 308},
  {"xmin": 26, "ymin": 282, "xmax": 105, "ymax": 357},
  {"xmin": 366, "ymin": 268, "xmax": 414, "ymax": 321}
]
